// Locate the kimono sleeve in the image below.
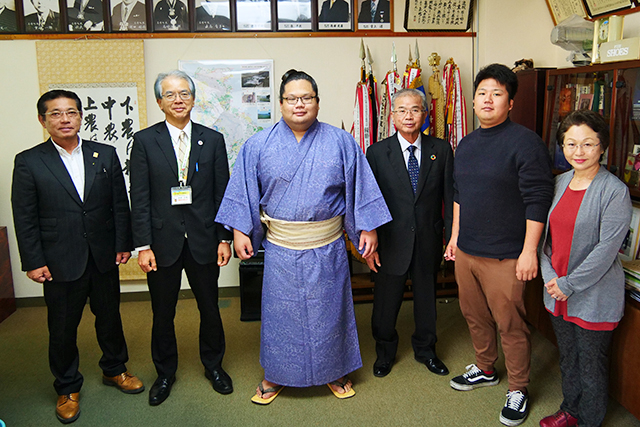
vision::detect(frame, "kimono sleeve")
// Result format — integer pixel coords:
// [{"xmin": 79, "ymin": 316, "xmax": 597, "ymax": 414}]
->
[
  {"xmin": 215, "ymin": 139, "xmax": 265, "ymax": 252},
  {"xmin": 343, "ymin": 133, "xmax": 392, "ymax": 250}
]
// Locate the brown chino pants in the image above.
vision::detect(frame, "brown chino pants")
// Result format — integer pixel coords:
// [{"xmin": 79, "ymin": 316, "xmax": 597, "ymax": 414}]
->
[{"xmin": 455, "ymin": 248, "xmax": 530, "ymax": 391}]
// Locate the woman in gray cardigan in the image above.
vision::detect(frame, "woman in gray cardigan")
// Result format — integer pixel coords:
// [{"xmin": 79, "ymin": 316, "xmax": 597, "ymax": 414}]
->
[{"xmin": 539, "ymin": 110, "xmax": 631, "ymax": 427}]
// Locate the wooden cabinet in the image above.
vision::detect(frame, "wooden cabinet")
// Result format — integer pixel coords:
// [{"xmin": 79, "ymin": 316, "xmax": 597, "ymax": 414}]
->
[
  {"xmin": 542, "ymin": 60, "xmax": 640, "ymax": 197},
  {"xmin": 511, "ymin": 68, "xmax": 549, "ymax": 138},
  {"xmin": 0, "ymin": 226, "xmax": 16, "ymax": 323},
  {"xmin": 610, "ymin": 296, "xmax": 640, "ymax": 420}
]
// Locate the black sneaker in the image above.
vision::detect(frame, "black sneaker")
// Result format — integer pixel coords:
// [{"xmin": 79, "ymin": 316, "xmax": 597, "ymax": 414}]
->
[
  {"xmin": 449, "ymin": 364, "xmax": 499, "ymax": 391},
  {"xmin": 499, "ymin": 390, "xmax": 529, "ymax": 426}
]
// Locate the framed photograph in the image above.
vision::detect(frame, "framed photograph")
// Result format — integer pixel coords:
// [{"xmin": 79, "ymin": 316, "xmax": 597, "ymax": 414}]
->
[
  {"xmin": 23, "ymin": 0, "xmax": 61, "ymax": 32},
  {"xmin": 236, "ymin": 0, "xmax": 272, "ymax": 31},
  {"xmin": 357, "ymin": 0, "xmax": 390, "ymax": 30},
  {"xmin": 111, "ymin": 0, "xmax": 147, "ymax": 31},
  {"xmin": 317, "ymin": 0, "xmax": 352, "ymax": 30},
  {"xmin": 195, "ymin": 0, "xmax": 231, "ymax": 31},
  {"xmin": 544, "ymin": 0, "xmax": 587, "ymax": 25},
  {"xmin": 0, "ymin": 0, "xmax": 18, "ymax": 31},
  {"xmin": 404, "ymin": 0, "xmax": 471, "ymax": 31},
  {"xmin": 67, "ymin": 0, "xmax": 104, "ymax": 31},
  {"xmin": 277, "ymin": 0, "xmax": 311, "ymax": 30},
  {"xmin": 583, "ymin": 0, "xmax": 632, "ymax": 17},
  {"xmin": 153, "ymin": 0, "xmax": 189, "ymax": 31}
]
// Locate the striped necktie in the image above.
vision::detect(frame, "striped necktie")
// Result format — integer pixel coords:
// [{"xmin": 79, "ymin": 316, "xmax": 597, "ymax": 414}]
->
[{"xmin": 178, "ymin": 131, "xmax": 189, "ymax": 183}]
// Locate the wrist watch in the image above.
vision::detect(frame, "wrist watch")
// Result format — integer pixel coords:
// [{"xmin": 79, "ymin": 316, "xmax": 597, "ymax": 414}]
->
[{"xmin": 220, "ymin": 240, "xmax": 232, "ymax": 244}]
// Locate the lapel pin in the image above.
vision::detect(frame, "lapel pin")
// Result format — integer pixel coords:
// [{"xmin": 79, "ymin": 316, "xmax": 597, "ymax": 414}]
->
[
  {"xmin": 198, "ymin": 140, "xmax": 203, "ymax": 146},
  {"xmin": 430, "ymin": 154, "xmax": 436, "ymax": 161},
  {"xmin": 93, "ymin": 152, "xmax": 99, "ymax": 158}
]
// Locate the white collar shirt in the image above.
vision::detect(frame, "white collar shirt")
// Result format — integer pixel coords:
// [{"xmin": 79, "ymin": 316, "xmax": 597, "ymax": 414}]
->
[
  {"xmin": 52, "ymin": 137, "xmax": 85, "ymax": 202},
  {"xmin": 397, "ymin": 132, "xmax": 422, "ymax": 168}
]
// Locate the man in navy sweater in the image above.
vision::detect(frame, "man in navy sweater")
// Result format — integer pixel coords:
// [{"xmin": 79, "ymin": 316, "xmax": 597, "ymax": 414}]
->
[{"xmin": 444, "ymin": 64, "xmax": 553, "ymax": 427}]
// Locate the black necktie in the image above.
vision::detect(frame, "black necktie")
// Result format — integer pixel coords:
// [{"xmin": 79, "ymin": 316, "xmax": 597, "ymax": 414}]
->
[{"xmin": 408, "ymin": 145, "xmax": 419, "ymax": 194}]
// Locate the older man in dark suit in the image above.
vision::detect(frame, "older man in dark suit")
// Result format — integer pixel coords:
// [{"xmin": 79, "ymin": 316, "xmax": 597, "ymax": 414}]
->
[
  {"xmin": 12, "ymin": 90, "xmax": 144, "ymax": 424},
  {"xmin": 111, "ymin": 0, "xmax": 146, "ymax": 31},
  {"xmin": 130, "ymin": 70, "xmax": 233, "ymax": 406},
  {"xmin": 365, "ymin": 88, "xmax": 453, "ymax": 378},
  {"xmin": 358, "ymin": 0, "xmax": 389, "ymax": 23}
]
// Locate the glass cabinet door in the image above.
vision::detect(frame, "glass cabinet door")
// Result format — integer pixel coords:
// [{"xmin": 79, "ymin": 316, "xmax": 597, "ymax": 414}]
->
[
  {"xmin": 546, "ymin": 70, "xmax": 613, "ymax": 172},
  {"xmin": 614, "ymin": 67, "xmax": 640, "ymax": 195}
]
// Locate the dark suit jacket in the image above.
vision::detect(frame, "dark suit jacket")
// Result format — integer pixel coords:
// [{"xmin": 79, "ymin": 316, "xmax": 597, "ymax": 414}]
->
[
  {"xmin": 358, "ymin": 0, "xmax": 389, "ymax": 23},
  {"xmin": 153, "ymin": 0, "xmax": 188, "ymax": 30},
  {"xmin": 130, "ymin": 122, "xmax": 232, "ymax": 267},
  {"xmin": 366, "ymin": 133, "xmax": 453, "ymax": 276},
  {"xmin": 111, "ymin": 1, "xmax": 146, "ymax": 31},
  {"xmin": 0, "ymin": 8, "xmax": 17, "ymax": 31},
  {"xmin": 11, "ymin": 139, "xmax": 132, "ymax": 282},
  {"xmin": 318, "ymin": 0, "xmax": 349, "ymax": 22}
]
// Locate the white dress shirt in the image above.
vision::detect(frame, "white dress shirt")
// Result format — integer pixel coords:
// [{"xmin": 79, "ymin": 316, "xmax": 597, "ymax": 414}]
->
[
  {"xmin": 397, "ymin": 132, "xmax": 422, "ymax": 169},
  {"xmin": 52, "ymin": 137, "xmax": 85, "ymax": 202}
]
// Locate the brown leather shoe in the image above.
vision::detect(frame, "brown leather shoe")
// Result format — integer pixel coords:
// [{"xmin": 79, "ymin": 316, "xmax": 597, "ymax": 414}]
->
[
  {"xmin": 102, "ymin": 371, "xmax": 145, "ymax": 394},
  {"xmin": 56, "ymin": 393, "xmax": 80, "ymax": 424}
]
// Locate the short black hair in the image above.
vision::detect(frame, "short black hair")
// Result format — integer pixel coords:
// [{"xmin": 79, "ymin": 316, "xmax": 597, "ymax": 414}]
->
[
  {"xmin": 37, "ymin": 90, "xmax": 82, "ymax": 117},
  {"xmin": 474, "ymin": 64, "xmax": 518, "ymax": 101},
  {"xmin": 279, "ymin": 69, "xmax": 319, "ymax": 102},
  {"xmin": 556, "ymin": 109, "xmax": 609, "ymax": 152}
]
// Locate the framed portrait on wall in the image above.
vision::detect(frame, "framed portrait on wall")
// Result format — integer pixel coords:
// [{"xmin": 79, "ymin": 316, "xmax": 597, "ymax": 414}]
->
[
  {"xmin": 23, "ymin": 0, "xmax": 61, "ymax": 32},
  {"xmin": 153, "ymin": 0, "xmax": 189, "ymax": 31},
  {"xmin": 276, "ymin": 0, "xmax": 311, "ymax": 30},
  {"xmin": 404, "ymin": 0, "xmax": 472, "ymax": 31},
  {"xmin": 236, "ymin": 0, "xmax": 272, "ymax": 30},
  {"xmin": 0, "ymin": 0, "xmax": 18, "ymax": 31},
  {"xmin": 195, "ymin": 0, "xmax": 231, "ymax": 31},
  {"xmin": 583, "ymin": 0, "xmax": 632, "ymax": 17},
  {"xmin": 317, "ymin": 0, "xmax": 352, "ymax": 30},
  {"xmin": 357, "ymin": 0, "xmax": 390, "ymax": 30},
  {"xmin": 111, "ymin": 0, "xmax": 147, "ymax": 31},
  {"xmin": 67, "ymin": 0, "xmax": 104, "ymax": 32}
]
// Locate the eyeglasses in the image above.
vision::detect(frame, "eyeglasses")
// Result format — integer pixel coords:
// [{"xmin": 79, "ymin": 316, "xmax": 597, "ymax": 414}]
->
[
  {"xmin": 392, "ymin": 108, "xmax": 425, "ymax": 116},
  {"xmin": 562, "ymin": 142, "xmax": 601, "ymax": 152},
  {"xmin": 162, "ymin": 91, "xmax": 192, "ymax": 101},
  {"xmin": 282, "ymin": 96, "xmax": 317, "ymax": 105},
  {"xmin": 44, "ymin": 109, "xmax": 80, "ymax": 120}
]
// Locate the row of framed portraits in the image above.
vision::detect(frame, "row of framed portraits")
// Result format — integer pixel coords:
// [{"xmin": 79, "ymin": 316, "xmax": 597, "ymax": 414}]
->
[{"xmin": 0, "ymin": 0, "xmax": 396, "ymax": 33}]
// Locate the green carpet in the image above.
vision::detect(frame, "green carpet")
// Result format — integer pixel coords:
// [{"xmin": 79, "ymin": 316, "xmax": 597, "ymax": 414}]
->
[{"xmin": 0, "ymin": 296, "xmax": 638, "ymax": 426}]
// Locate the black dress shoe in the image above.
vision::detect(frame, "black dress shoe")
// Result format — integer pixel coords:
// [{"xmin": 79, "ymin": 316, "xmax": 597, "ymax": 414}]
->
[
  {"xmin": 373, "ymin": 361, "xmax": 393, "ymax": 378},
  {"xmin": 205, "ymin": 367, "xmax": 233, "ymax": 395},
  {"xmin": 149, "ymin": 375, "xmax": 175, "ymax": 406},
  {"xmin": 420, "ymin": 357, "xmax": 449, "ymax": 376}
]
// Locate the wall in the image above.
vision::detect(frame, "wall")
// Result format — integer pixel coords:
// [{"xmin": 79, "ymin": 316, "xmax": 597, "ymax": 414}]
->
[{"xmin": 2, "ymin": 0, "xmax": 638, "ymax": 297}]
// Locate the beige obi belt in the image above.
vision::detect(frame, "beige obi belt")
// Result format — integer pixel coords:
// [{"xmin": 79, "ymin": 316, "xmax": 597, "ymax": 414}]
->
[{"xmin": 260, "ymin": 211, "xmax": 344, "ymax": 250}]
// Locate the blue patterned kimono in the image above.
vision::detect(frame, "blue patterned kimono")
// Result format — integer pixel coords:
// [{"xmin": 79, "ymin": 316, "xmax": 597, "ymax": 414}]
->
[{"xmin": 216, "ymin": 118, "xmax": 391, "ymax": 387}]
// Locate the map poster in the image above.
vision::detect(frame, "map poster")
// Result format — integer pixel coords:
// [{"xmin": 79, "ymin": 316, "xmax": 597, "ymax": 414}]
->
[{"xmin": 179, "ymin": 59, "xmax": 275, "ymax": 170}]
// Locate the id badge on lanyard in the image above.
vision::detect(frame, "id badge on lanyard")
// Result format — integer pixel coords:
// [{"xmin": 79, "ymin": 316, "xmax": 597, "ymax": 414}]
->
[{"xmin": 171, "ymin": 184, "xmax": 192, "ymax": 205}]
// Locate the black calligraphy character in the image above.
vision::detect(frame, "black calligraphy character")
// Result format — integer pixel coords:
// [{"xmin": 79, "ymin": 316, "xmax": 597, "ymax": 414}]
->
[
  {"xmin": 84, "ymin": 113, "xmax": 99, "ymax": 132},
  {"xmin": 102, "ymin": 96, "xmax": 117, "ymax": 121},
  {"xmin": 104, "ymin": 122, "xmax": 118, "ymax": 142},
  {"xmin": 85, "ymin": 96, "xmax": 98, "ymax": 111},
  {"xmin": 120, "ymin": 96, "xmax": 134, "ymax": 115}
]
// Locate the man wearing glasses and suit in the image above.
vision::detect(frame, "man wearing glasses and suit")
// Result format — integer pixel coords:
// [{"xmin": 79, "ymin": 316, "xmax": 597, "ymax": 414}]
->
[
  {"xmin": 130, "ymin": 70, "xmax": 233, "ymax": 406},
  {"xmin": 12, "ymin": 89, "xmax": 144, "ymax": 424},
  {"xmin": 365, "ymin": 88, "xmax": 453, "ymax": 379}
]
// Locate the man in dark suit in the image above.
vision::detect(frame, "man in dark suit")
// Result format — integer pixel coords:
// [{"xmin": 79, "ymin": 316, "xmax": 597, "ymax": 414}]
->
[
  {"xmin": 24, "ymin": 0, "xmax": 60, "ymax": 31},
  {"xmin": 318, "ymin": 0, "xmax": 349, "ymax": 22},
  {"xmin": 0, "ymin": 0, "xmax": 17, "ymax": 32},
  {"xmin": 153, "ymin": 0, "xmax": 187, "ymax": 30},
  {"xmin": 111, "ymin": 0, "xmax": 146, "ymax": 31},
  {"xmin": 11, "ymin": 90, "xmax": 144, "ymax": 424},
  {"xmin": 358, "ymin": 0, "xmax": 389, "ymax": 23},
  {"xmin": 365, "ymin": 88, "xmax": 453, "ymax": 378},
  {"xmin": 68, "ymin": 0, "xmax": 103, "ymax": 31},
  {"xmin": 130, "ymin": 70, "xmax": 233, "ymax": 406}
]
